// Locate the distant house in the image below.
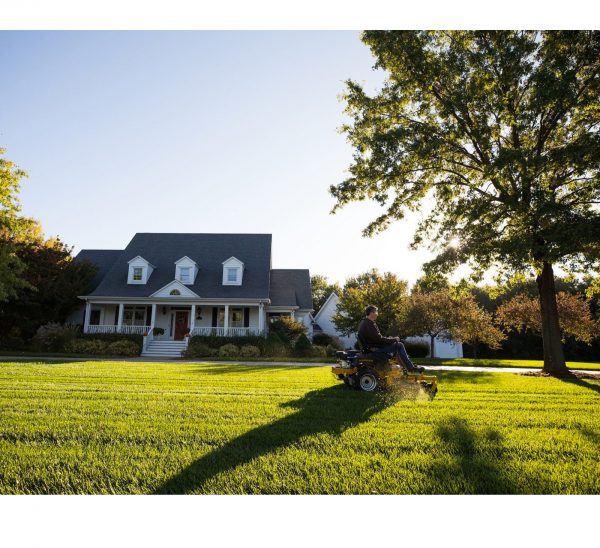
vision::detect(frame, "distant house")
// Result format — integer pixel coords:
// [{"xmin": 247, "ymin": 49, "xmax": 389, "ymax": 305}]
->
[
  {"xmin": 312, "ymin": 292, "xmax": 463, "ymax": 358},
  {"xmin": 69, "ymin": 233, "xmax": 312, "ymax": 357}
]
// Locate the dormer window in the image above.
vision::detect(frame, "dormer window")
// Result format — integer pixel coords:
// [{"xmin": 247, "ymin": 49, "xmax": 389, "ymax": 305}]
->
[
  {"xmin": 226, "ymin": 267, "xmax": 239, "ymax": 283},
  {"xmin": 174, "ymin": 256, "xmax": 198, "ymax": 285},
  {"xmin": 222, "ymin": 256, "xmax": 244, "ymax": 286},
  {"xmin": 128, "ymin": 256, "xmax": 154, "ymax": 285},
  {"xmin": 180, "ymin": 267, "xmax": 191, "ymax": 284}
]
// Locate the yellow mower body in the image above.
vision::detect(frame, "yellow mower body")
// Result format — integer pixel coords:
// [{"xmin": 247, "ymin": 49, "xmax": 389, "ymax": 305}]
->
[{"xmin": 332, "ymin": 351, "xmax": 438, "ymax": 397}]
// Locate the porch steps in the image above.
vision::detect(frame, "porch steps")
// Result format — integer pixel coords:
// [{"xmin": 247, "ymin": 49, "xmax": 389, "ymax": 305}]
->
[{"xmin": 141, "ymin": 340, "xmax": 187, "ymax": 358}]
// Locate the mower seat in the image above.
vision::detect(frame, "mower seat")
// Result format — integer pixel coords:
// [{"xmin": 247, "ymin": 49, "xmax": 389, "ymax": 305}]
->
[{"xmin": 356, "ymin": 333, "xmax": 394, "ymax": 360}]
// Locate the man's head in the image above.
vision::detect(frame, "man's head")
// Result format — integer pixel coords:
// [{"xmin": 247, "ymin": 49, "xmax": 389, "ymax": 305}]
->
[{"xmin": 365, "ymin": 305, "xmax": 378, "ymax": 320}]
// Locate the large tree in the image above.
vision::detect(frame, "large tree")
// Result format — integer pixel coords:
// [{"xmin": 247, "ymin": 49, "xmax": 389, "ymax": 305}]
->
[
  {"xmin": 496, "ymin": 292, "xmax": 598, "ymax": 345},
  {"xmin": 310, "ymin": 274, "xmax": 342, "ymax": 314},
  {"xmin": 331, "ymin": 31, "xmax": 600, "ymax": 375},
  {"xmin": 332, "ymin": 269, "xmax": 410, "ymax": 337},
  {"xmin": 0, "ymin": 148, "xmax": 30, "ymax": 301},
  {"xmin": 0, "ymin": 219, "xmax": 97, "ymax": 342}
]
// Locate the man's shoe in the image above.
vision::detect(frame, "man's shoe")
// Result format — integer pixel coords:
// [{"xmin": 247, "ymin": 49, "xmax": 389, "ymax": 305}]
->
[{"xmin": 407, "ymin": 366, "xmax": 425, "ymax": 374}]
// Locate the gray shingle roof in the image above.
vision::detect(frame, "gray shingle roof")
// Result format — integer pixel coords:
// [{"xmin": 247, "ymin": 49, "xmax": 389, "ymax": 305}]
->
[
  {"xmin": 75, "ymin": 249, "xmax": 123, "ymax": 292},
  {"xmin": 269, "ymin": 269, "xmax": 312, "ymax": 309},
  {"xmin": 84, "ymin": 233, "xmax": 272, "ymax": 299}
]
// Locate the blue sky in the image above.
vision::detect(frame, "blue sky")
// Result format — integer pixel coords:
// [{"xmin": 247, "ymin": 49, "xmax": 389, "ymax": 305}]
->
[{"xmin": 1, "ymin": 31, "xmax": 440, "ymax": 286}]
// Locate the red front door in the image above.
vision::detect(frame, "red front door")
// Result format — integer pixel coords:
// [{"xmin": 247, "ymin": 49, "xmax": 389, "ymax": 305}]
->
[{"xmin": 174, "ymin": 311, "xmax": 189, "ymax": 340}]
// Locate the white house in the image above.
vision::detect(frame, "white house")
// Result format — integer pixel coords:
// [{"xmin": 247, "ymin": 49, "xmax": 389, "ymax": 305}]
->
[
  {"xmin": 69, "ymin": 233, "xmax": 313, "ymax": 357},
  {"xmin": 312, "ymin": 292, "xmax": 463, "ymax": 359}
]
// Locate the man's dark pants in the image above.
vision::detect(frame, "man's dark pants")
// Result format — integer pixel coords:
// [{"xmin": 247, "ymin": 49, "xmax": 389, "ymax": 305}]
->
[{"xmin": 375, "ymin": 341, "xmax": 417, "ymax": 370}]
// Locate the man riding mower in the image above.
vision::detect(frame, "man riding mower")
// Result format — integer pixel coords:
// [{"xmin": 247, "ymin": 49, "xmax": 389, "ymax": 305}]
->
[{"xmin": 331, "ymin": 305, "xmax": 438, "ymax": 397}]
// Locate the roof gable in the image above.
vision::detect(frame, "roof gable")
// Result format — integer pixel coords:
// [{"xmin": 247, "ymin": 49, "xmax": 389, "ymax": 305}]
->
[{"xmin": 150, "ymin": 280, "xmax": 200, "ymax": 298}]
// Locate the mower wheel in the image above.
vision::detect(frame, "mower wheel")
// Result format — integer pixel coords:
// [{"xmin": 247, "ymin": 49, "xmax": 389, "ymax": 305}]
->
[{"xmin": 357, "ymin": 368, "xmax": 381, "ymax": 392}]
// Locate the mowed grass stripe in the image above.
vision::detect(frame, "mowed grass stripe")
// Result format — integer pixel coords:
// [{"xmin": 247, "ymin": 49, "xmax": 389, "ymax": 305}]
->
[{"xmin": 0, "ymin": 361, "xmax": 598, "ymax": 494}]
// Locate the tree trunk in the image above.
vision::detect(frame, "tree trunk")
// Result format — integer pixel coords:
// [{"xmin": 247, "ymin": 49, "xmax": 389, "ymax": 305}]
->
[
  {"xmin": 473, "ymin": 343, "xmax": 478, "ymax": 359},
  {"xmin": 430, "ymin": 334, "xmax": 435, "ymax": 358},
  {"xmin": 536, "ymin": 262, "xmax": 569, "ymax": 375}
]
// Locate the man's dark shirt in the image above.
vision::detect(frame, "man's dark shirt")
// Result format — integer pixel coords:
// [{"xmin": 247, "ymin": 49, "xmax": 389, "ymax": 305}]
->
[{"xmin": 357, "ymin": 318, "xmax": 397, "ymax": 349}]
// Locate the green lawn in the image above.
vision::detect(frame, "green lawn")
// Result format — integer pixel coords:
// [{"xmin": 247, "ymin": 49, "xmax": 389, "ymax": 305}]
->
[
  {"xmin": 415, "ymin": 358, "xmax": 600, "ymax": 371},
  {"xmin": 0, "ymin": 360, "xmax": 598, "ymax": 494}
]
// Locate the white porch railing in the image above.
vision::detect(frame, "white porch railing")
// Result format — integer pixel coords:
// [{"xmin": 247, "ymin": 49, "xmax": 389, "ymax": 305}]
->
[
  {"xmin": 190, "ymin": 327, "xmax": 264, "ymax": 337},
  {"xmin": 85, "ymin": 325, "xmax": 151, "ymax": 335}
]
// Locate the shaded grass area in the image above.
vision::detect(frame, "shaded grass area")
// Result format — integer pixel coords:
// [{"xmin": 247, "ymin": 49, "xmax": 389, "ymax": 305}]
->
[
  {"xmin": 415, "ymin": 358, "xmax": 600, "ymax": 371},
  {"xmin": 0, "ymin": 361, "xmax": 598, "ymax": 494}
]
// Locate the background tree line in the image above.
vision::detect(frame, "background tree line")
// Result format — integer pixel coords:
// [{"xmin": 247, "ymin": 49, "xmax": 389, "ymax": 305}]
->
[
  {"xmin": 0, "ymin": 148, "xmax": 96, "ymax": 349},
  {"xmin": 312, "ymin": 270, "xmax": 600, "ymax": 360},
  {"xmin": 329, "ymin": 31, "xmax": 600, "ymax": 375}
]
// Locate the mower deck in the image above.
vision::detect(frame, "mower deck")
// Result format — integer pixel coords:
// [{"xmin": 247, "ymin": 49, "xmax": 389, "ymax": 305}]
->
[{"xmin": 332, "ymin": 351, "xmax": 438, "ymax": 397}]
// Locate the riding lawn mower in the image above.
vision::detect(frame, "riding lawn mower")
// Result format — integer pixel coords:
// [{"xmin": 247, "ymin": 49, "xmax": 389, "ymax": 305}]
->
[{"xmin": 332, "ymin": 348, "xmax": 438, "ymax": 398}]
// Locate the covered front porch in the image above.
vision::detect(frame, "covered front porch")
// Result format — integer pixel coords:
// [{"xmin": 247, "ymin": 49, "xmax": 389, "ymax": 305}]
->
[{"xmin": 83, "ymin": 301, "xmax": 267, "ymax": 340}]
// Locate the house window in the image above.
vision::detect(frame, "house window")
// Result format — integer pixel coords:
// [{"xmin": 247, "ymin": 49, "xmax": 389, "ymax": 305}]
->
[
  {"xmin": 133, "ymin": 267, "xmax": 143, "ymax": 281},
  {"xmin": 180, "ymin": 267, "xmax": 191, "ymax": 283},
  {"xmin": 231, "ymin": 308, "xmax": 243, "ymax": 327},
  {"xmin": 89, "ymin": 310, "xmax": 101, "ymax": 326},
  {"xmin": 227, "ymin": 268, "xmax": 238, "ymax": 283},
  {"xmin": 170, "ymin": 289, "xmax": 181, "ymax": 296},
  {"xmin": 123, "ymin": 306, "xmax": 147, "ymax": 326}
]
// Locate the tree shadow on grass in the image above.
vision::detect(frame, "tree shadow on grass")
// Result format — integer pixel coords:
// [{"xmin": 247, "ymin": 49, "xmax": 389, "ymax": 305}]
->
[
  {"xmin": 578, "ymin": 426, "xmax": 600, "ymax": 450},
  {"xmin": 187, "ymin": 363, "xmax": 317, "ymax": 375},
  {"xmin": 557, "ymin": 376, "xmax": 600, "ymax": 396},
  {"xmin": 429, "ymin": 417, "xmax": 516, "ymax": 494},
  {"xmin": 430, "ymin": 371, "xmax": 501, "ymax": 386},
  {"xmin": 153, "ymin": 385, "xmax": 391, "ymax": 494}
]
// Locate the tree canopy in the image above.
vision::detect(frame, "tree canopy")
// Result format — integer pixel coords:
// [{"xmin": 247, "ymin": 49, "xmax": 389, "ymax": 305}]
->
[
  {"xmin": 0, "ymin": 148, "xmax": 30, "ymax": 301},
  {"xmin": 330, "ymin": 31, "xmax": 600, "ymax": 374},
  {"xmin": 310, "ymin": 274, "xmax": 342, "ymax": 314},
  {"xmin": 332, "ymin": 269, "xmax": 409, "ymax": 337}
]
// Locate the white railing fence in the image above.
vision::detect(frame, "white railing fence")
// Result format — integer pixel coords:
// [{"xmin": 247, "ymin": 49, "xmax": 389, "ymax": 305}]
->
[{"xmin": 190, "ymin": 327, "xmax": 264, "ymax": 337}]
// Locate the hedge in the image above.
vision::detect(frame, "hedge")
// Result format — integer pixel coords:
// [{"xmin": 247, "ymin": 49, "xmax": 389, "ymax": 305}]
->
[
  {"xmin": 188, "ymin": 335, "xmax": 266, "ymax": 350},
  {"xmin": 79, "ymin": 332, "xmax": 143, "ymax": 351}
]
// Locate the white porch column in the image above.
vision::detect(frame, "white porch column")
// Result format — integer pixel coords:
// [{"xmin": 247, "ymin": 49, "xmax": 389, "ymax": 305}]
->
[
  {"xmin": 190, "ymin": 304, "xmax": 196, "ymax": 333},
  {"xmin": 84, "ymin": 301, "xmax": 91, "ymax": 333},
  {"xmin": 150, "ymin": 304, "xmax": 157, "ymax": 329},
  {"xmin": 258, "ymin": 303, "xmax": 264, "ymax": 333},
  {"xmin": 117, "ymin": 303, "xmax": 124, "ymax": 333},
  {"xmin": 224, "ymin": 304, "xmax": 229, "ymax": 335},
  {"xmin": 290, "ymin": 310, "xmax": 295, "ymax": 319}
]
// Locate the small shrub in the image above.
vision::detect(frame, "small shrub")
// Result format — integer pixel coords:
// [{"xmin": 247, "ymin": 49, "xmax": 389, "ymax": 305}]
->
[
  {"xmin": 329, "ymin": 336, "xmax": 344, "ymax": 350},
  {"xmin": 312, "ymin": 332, "xmax": 334, "ymax": 346},
  {"xmin": 152, "ymin": 327, "xmax": 165, "ymax": 336},
  {"xmin": 66, "ymin": 339, "xmax": 109, "ymax": 355},
  {"xmin": 218, "ymin": 344, "xmax": 240, "ymax": 358},
  {"xmin": 185, "ymin": 340, "xmax": 212, "ymax": 358},
  {"xmin": 311, "ymin": 345, "xmax": 327, "ymax": 358},
  {"xmin": 106, "ymin": 340, "xmax": 139, "ymax": 356},
  {"xmin": 325, "ymin": 344, "xmax": 338, "ymax": 357},
  {"xmin": 33, "ymin": 323, "xmax": 79, "ymax": 352},
  {"xmin": 187, "ymin": 335, "xmax": 266, "ymax": 351},
  {"xmin": 263, "ymin": 332, "xmax": 289, "ymax": 357},
  {"xmin": 269, "ymin": 317, "xmax": 306, "ymax": 345},
  {"xmin": 80, "ymin": 332, "xmax": 143, "ymax": 350},
  {"xmin": 0, "ymin": 327, "xmax": 26, "ymax": 350},
  {"xmin": 403, "ymin": 341, "xmax": 430, "ymax": 358},
  {"xmin": 294, "ymin": 334, "xmax": 313, "ymax": 357},
  {"xmin": 240, "ymin": 345, "xmax": 261, "ymax": 358}
]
